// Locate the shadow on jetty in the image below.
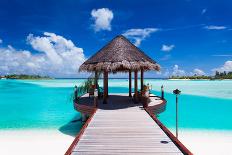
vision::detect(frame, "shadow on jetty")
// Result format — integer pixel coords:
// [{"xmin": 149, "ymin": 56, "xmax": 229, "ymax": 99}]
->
[
  {"xmin": 78, "ymin": 94, "xmax": 141, "ymax": 110},
  {"xmin": 59, "ymin": 114, "xmax": 83, "ymax": 137}
]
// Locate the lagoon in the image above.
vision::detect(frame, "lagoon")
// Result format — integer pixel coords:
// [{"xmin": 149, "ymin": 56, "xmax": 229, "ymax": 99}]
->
[{"xmin": 0, "ymin": 79, "xmax": 232, "ymax": 154}]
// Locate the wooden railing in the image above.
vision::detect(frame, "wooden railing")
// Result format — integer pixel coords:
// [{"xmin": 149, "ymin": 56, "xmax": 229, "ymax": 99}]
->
[
  {"xmin": 65, "ymin": 108, "xmax": 97, "ymax": 155},
  {"xmin": 145, "ymin": 100, "xmax": 193, "ymax": 155},
  {"xmin": 147, "ymin": 96, "xmax": 167, "ymax": 114},
  {"xmin": 74, "ymin": 102, "xmax": 95, "ymax": 115}
]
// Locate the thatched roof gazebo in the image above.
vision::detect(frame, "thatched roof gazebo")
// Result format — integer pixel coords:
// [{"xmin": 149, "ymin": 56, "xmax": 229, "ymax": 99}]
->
[{"xmin": 79, "ymin": 35, "xmax": 160, "ymax": 104}]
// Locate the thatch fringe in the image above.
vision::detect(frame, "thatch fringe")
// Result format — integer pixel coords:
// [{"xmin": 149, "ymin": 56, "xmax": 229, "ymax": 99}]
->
[{"xmin": 79, "ymin": 60, "xmax": 160, "ymax": 72}]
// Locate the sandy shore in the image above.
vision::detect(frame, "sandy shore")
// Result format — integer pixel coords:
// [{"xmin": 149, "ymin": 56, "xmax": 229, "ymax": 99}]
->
[
  {"xmin": 0, "ymin": 129, "xmax": 75, "ymax": 155},
  {"xmin": 1, "ymin": 129, "xmax": 232, "ymax": 155},
  {"xmin": 173, "ymin": 129, "xmax": 232, "ymax": 155}
]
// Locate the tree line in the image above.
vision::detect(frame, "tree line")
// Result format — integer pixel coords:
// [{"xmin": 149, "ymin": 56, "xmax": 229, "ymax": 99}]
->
[
  {"xmin": 215, "ymin": 71, "xmax": 232, "ymax": 79},
  {"xmin": 1, "ymin": 74, "xmax": 51, "ymax": 79},
  {"xmin": 170, "ymin": 71, "xmax": 232, "ymax": 80}
]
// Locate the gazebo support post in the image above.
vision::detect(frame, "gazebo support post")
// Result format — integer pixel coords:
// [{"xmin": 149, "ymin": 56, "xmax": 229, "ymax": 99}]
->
[
  {"xmin": 134, "ymin": 70, "xmax": 138, "ymax": 102},
  {"xmin": 94, "ymin": 70, "xmax": 98, "ymax": 89},
  {"xmin": 129, "ymin": 70, "xmax": 132, "ymax": 97},
  {"xmin": 103, "ymin": 70, "xmax": 108, "ymax": 104},
  {"xmin": 106, "ymin": 71, "xmax": 108, "ymax": 97},
  {"xmin": 141, "ymin": 68, "xmax": 144, "ymax": 93}
]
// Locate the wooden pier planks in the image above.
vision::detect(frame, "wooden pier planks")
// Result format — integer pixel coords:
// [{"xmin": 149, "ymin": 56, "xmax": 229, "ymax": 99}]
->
[{"xmin": 71, "ymin": 98, "xmax": 183, "ymax": 155}]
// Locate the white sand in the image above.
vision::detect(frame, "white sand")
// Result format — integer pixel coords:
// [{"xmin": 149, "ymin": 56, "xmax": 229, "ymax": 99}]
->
[
  {"xmin": 174, "ymin": 129, "xmax": 232, "ymax": 155},
  {"xmin": 0, "ymin": 129, "xmax": 75, "ymax": 155},
  {"xmin": 1, "ymin": 129, "xmax": 232, "ymax": 155}
]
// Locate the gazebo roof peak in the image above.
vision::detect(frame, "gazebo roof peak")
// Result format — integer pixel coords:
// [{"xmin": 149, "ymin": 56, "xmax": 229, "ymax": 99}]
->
[{"xmin": 79, "ymin": 35, "xmax": 160, "ymax": 72}]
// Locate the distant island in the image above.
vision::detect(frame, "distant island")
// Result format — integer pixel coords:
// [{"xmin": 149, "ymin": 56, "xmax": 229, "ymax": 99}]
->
[
  {"xmin": 170, "ymin": 71, "xmax": 232, "ymax": 80},
  {"xmin": 0, "ymin": 74, "xmax": 52, "ymax": 80}
]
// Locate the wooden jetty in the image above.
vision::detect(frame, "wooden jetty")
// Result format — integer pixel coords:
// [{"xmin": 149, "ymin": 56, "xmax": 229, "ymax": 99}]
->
[
  {"xmin": 66, "ymin": 35, "xmax": 192, "ymax": 154},
  {"xmin": 65, "ymin": 94, "xmax": 192, "ymax": 155}
]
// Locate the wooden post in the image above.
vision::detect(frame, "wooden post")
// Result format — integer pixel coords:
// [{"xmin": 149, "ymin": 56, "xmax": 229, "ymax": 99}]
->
[
  {"xmin": 141, "ymin": 69, "xmax": 144, "ymax": 92},
  {"xmin": 94, "ymin": 89, "xmax": 98, "ymax": 107},
  {"xmin": 94, "ymin": 71, "xmax": 98, "ymax": 89},
  {"xmin": 74, "ymin": 85, "xmax": 78, "ymax": 102},
  {"xmin": 106, "ymin": 71, "xmax": 108, "ymax": 97},
  {"xmin": 81, "ymin": 113, "xmax": 87, "ymax": 122},
  {"xmin": 103, "ymin": 70, "xmax": 107, "ymax": 104},
  {"xmin": 161, "ymin": 85, "xmax": 164, "ymax": 99},
  {"xmin": 129, "ymin": 70, "xmax": 132, "ymax": 97},
  {"xmin": 134, "ymin": 70, "xmax": 138, "ymax": 102}
]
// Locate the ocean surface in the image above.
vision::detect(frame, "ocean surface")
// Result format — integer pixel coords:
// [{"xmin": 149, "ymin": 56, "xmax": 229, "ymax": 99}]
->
[{"xmin": 0, "ymin": 79, "xmax": 232, "ymax": 132}]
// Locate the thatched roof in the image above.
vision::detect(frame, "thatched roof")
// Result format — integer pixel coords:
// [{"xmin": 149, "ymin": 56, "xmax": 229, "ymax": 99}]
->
[{"xmin": 79, "ymin": 35, "xmax": 160, "ymax": 72}]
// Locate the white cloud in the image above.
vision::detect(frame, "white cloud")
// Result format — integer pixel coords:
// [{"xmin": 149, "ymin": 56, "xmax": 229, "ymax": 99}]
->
[
  {"xmin": 122, "ymin": 28, "xmax": 159, "ymax": 46},
  {"xmin": 91, "ymin": 8, "xmax": 113, "ymax": 32},
  {"xmin": 193, "ymin": 68, "xmax": 205, "ymax": 76},
  {"xmin": 161, "ymin": 44, "xmax": 175, "ymax": 52},
  {"xmin": 204, "ymin": 25, "xmax": 227, "ymax": 30},
  {"xmin": 212, "ymin": 61, "xmax": 232, "ymax": 73},
  {"xmin": 201, "ymin": 9, "xmax": 207, "ymax": 15},
  {"xmin": 172, "ymin": 65, "xmax": 186, "ymax": 76},
  {"xmin": 27, "ymin": 33, "xmax": 63, "ymax": 64},
  {"xmin": 0, "ymin": 32, "xmax": 85, "ymax": 77}
]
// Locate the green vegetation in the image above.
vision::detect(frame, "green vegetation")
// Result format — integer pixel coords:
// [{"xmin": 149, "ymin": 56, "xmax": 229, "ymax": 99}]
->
[
  {"xmin": 170, "ymin": 75, "xmax": 212, "ymax": 80},
  {"xmin": 1, "ymin": 74, "xmax": 51, "ymax": 79},
  {"xmin": 72, "ymin": 72, "xmax": 102, "ymax": 101},
  {"xmin": 170, "ymin": 71, "xmax": 232, "ymax": 80},
  {"xmin": 215, "ymin": 71, "xmax": 232, "ymax": 79}
]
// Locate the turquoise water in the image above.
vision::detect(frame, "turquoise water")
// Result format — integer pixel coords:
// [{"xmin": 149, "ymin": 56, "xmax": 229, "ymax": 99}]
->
[
  {"xmin": 0, "ymin": 80, "xmax": 79, "ymax": 130},
  {"xmin": 156, "ymin": 91, "xmax": 232, "ymax": 130},
  {"xmin": 0, "ymin": 79, "xmax": 232, "ymax": 132}
]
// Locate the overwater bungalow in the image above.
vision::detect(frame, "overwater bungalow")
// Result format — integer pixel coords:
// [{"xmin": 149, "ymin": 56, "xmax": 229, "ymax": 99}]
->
[{"xmin": 65, "ymin": 35, "xmax": 192, "ymax": 155}]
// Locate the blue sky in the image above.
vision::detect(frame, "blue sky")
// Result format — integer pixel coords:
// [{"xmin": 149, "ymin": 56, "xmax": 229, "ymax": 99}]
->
[{"xmin": 0, "ymin": 0, "xmax": 232, "ymax": 77}]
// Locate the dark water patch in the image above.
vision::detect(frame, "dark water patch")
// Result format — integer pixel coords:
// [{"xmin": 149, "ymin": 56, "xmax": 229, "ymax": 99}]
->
[{"xmin": 59, "ymin": 114, "xmax": 83, "ymax": 137}]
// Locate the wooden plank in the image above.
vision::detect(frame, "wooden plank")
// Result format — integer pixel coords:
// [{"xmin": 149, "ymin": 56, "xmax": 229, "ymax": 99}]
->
[
  {"xmin": 72, "ymin": 152, "xmax": 183, "ymax": 155},
  {"xmin": 69, "ymin": 94, "xmax": 185, "ymax": 155}
]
